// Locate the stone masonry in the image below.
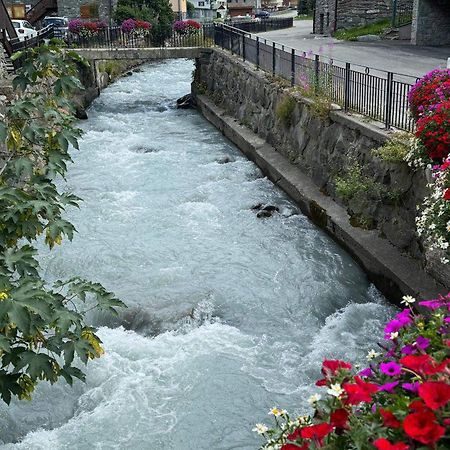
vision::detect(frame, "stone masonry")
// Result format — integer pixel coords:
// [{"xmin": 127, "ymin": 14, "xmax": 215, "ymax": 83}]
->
[
  {"xmin": 57, "ymin": 0, "xmax": 118, "ymax": 23},
  {"xmin": 411, "ymin": 0, "xmax": 450, "ymax": 46},
  {"xmin": 314, "ymin": 0, "xmax": 413, "ymax": 34}
]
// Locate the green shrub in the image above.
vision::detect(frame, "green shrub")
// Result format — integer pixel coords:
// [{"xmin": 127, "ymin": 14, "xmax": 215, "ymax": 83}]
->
[
  {"xmin": 276, "ymin": 96, "xmax": 296, "ymax": 127},
  {"xmin": 372, "ymin": 134, "xmax": 412, "ymax": 163}
]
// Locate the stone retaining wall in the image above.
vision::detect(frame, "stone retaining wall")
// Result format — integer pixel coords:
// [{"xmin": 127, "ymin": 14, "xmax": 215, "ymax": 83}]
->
[{"xmin": 192, "ymin": 48, "xmax": 449, "ymax": 297}]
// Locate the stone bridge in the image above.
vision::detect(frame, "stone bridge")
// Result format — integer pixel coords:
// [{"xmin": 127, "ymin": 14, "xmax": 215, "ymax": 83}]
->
[{"xmin": 74, "ymin": 47, "xmax": 212, "ymax": 61}]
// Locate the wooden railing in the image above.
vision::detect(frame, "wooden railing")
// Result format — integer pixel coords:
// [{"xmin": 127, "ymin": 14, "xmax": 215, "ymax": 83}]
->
[{"xmin": 26, "ymin": 0, "xmax": 57, "ymax": 25}]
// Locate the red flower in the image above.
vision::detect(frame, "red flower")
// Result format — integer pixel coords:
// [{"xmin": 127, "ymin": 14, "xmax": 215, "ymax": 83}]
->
[
  {"xmin": 281, "ymin": 444, "xmax": 308, "ymax": 450},
  {"xmin": 330, "ymin": 408, "xmax": 349, "ymax": 429},
  {"xmin": 300, "ymin": 423, "xmax": 333, "ymax": 445},
  {"xmin": 379, "ymin": 409, "xmax": 401, "ymax": 429},
  {"xmin": 403, "ymin": 410, "xmax": 445, "ymax": 445},
  {"xmin": 408, "ymin": 400, "xmax": 428, "ymax": 413},
  {"xmin": 343, "ymin": 376, "xmax": 378, "ymax": 405},
  {"xmin": 287, "ymin": 428, "xmax": 302, "ymax": 441},
  {"xmin": 315, "ymin": 378, "xmax": 327, "ymax": 387},
  {"xmin": 443, "ymin": 189, "xmax": 450, "ymax": 200},
  {"xmin": 399, "ymin": 355, "xmax": 448, "ymax": 375},
  {"xmin": 321, "ymin": 360, "xmax": 352, "ymax": 377},
  {"xmin": 373, "ymin": 438, "xmax": 409, "ymax": 450},
  {"xmin": 418, "ymin": 381, "xmax": 450, "ymax": 410}
]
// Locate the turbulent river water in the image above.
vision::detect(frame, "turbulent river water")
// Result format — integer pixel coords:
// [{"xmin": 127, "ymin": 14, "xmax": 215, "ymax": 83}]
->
[{"xmin": 0, "ymin": 59, "xmax": 394, "ymax": 449}]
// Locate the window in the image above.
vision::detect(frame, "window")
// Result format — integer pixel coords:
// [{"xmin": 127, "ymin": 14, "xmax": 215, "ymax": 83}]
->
[{"xmin": 198, "ymin": 1, "xmax": 205, "ymax": 5}]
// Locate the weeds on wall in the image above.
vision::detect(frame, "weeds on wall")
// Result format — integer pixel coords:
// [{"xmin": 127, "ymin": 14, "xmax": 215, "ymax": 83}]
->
[
  {"xmin": 372, "ymin": 133, "xmax": 412, "ymax": 163},
  {"xmin": 276, "ymin": 96, "xmax": 296, "ymax": 127}
]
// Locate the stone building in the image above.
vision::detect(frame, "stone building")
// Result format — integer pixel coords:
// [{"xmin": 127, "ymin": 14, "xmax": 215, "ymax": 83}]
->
[
  {"xmin": 411, "ymin": 0, "xmax": 450, "ymax": 46},
  {"xmin": 56, "ymin": 0, "xmax": 118, "ymax": 23},
  {"xmin": 191, "ymin": 0, "xmax": 227, "ymax": 21},
  {"xmin": 313, "ymin": 0, "xmax": 413, "ymax": 34}
]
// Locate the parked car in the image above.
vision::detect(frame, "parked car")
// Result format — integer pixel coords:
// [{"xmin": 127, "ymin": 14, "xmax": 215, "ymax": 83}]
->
[
  {"xmin": 11, "ymin": 20, "xmax": 37, "ymax": 42},
  {"xmin": 255, "ymin": 10, "xmax": 270, "ymax": 19},
  {"xmin": 42, "ymin": 16, "xmax": 69, "ymax": 39}
]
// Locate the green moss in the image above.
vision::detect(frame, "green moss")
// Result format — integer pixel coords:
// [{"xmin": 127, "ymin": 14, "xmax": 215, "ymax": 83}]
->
[
  {"xmin": 276, "ymin": 96, "xmax": 296, "ymax": 127},
  {"xmin": 333, "ymin": 20, "xmax": 391, "ymax": 41}
]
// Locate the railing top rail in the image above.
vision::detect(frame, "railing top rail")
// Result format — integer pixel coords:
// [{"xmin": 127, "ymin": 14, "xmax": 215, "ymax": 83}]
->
[{"xmin": 217, "ymin": 23, "xmax": 419, "ymax": 83}]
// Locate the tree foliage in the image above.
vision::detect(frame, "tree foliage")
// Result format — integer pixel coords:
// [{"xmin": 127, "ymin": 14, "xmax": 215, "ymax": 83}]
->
[
  {"xmin": 0, "ymin": 42, "xmax": 125, "ymax": 404},
  {"xmin": 113, "ymin": 0, "xmax": 174, "ymax": 42},
  {"xmin": 297, "ymin": 0, "xmax": 314, "ymax": 16}
]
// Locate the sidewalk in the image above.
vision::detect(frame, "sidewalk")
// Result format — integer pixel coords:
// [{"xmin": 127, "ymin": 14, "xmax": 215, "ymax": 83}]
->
[{"xmin": 257, "ymin": 20, "xmax": 450, "ymax": 78}]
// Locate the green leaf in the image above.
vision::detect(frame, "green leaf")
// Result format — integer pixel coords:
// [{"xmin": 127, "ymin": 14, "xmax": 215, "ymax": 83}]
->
[{"xmin": 15, "ymin": 351, "xmax": 58, "ymax": 382}]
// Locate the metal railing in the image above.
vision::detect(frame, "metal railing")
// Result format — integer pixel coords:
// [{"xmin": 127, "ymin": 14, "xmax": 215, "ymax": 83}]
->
[
  {"xmin": 65, "ymin": 18, "xmax": 292, "ymax": 49},
  {"xmin": 66, "ymin": 24, "xmax": 216, "ymax": 49},
  {"xmin": 215, "ymin": 24, "xmax": 417, "ymax": 131}
]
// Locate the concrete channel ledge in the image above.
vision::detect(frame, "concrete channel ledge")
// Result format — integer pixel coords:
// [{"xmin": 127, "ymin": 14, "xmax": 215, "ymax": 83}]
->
[{"xmin": 195, "ymin": 94, "xmax": 444, "ymax": 304}]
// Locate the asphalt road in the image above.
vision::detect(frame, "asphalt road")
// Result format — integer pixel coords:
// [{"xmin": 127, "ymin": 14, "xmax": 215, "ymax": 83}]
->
[{"xmin": 257, "ymin": 18, "xmax": 450, "ymax": 78}]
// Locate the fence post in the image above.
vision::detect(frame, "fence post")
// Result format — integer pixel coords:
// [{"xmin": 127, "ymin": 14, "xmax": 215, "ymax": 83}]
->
[
  {"xmin": 256, "ymin": 36, "xmax": 260, "ymax": 69},
  {"xmin": 272, "ymin": 42, "xmax": 276, "ymax": 76},
  {"xmin": 230, "ymin": 29, "xmax": 234, "ymax": 55},
  {"xmin": 344, "ymin": 62, "xmax": 351, "ymax": 111},
  {"xmin": 385, "ymin": 72, "xmax": 394, "ymax": 129},
  {"xmin": 221, "ymin": 25, "xmax": 224, "ymax": 49},
  {"xmin": 291, "ymin": 48, "xmax": 295, "ymax": 86},
  {"xmin": 242, "ymin": 32, "xmax": 245, "ymax": 61},
  {"xmin": 314, "ymin": 54, "xmax": 320, "ymax": 93}
]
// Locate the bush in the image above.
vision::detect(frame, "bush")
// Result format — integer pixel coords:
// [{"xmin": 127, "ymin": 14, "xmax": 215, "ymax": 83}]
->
[
  {"xmin": 255, "ymin": 294, "xmax": 450, "ymax": 449},
  {"xmin": 0, "ymin": 44, "xmax": 124, "ymax": 404},
  {"xmin": 408, "ymin": 69, "xmax": 450, "ymax": 121},
  {"xmin": 415, "ymin": 100, "xmax": 450, "ymax": 162},
  {"xmin": 276, "ymin": 96, "xmax": 296, "ymax": 127}
]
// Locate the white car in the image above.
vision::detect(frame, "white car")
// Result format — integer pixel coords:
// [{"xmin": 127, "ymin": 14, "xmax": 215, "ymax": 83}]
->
[{"xmin": 11, "ymin": 20, "xmax": 38, "ymax": 42}]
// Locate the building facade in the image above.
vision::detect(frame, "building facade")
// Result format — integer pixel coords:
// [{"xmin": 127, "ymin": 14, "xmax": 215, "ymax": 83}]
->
[
  {"xmin": 170, "ymin": 0, "xmax": 187, "ymax": 19},
  {"xmin": 313, "ymin": 0, "xmax": 413, "ymax": 34},
  {"xmin": 411, "ymin": 0, "xmax": 450, "ymax": 46},
  {"xmin": 56, "ymin": 0, "xmax": 118, "ymax": 23},
  {"xmin": 191, "ymin": 0, "xmax": 227, "ymax": 20}
]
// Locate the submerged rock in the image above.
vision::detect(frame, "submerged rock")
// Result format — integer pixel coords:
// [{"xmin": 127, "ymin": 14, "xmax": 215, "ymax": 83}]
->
[
  {"xmin": 177, "ymin": 93, "xmax": 196, "ymax": 109},
  {"xmin": 74, "ymin": 104, "xmax": 88, "ymax": 120},
  {"xmin": 252, "ymin": 204, "xmax": 280, "ymax": 218},
  {"xmin": 216, "ymin": 156, "xmax": 235, "ymax": 164}
]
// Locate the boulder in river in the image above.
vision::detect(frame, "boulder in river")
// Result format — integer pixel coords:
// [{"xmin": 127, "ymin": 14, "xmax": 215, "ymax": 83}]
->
[
  {"xmin": 177, "ymin": 93, "xmax": 196, "ymax": 109},
  {"xmin": 252, "ymin": 204, "xmax": 280, "ymax": 218},
  {"xmin": 74, "ymin": 104, "xmax": 88, "ymax": 120}
]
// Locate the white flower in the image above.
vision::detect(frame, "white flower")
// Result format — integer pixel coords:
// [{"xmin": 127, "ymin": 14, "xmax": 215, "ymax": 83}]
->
[
  {"xmin": 366, "ymin": 349, "xmax": 381, "ymax": 361},
  {"xmin": 268, "ymin": 407, "xmax": 284, "ymax": 417},
  {"xmin": 389, "ymin": 331, "xmax": 399, "ymax": 340},
  {"xmin": 253, "ymin": 423, "xmax": 268, "ymax": 435},
  {"xmin": 429, "ymin": 223, "xmax": 437, "ymax": 230},
  {"xmin": 440, "ymin": 241, "xmax": 449, "ymax": 250},
  {"xmin": 327, "ymin": 383, "xmax": 344, "ymax": 398},
  {"xmin": 401, "ymin": 295, "xmax": 416, "ymax": 305},
  {"xmin": 441, "ymin": 257, "xmax": 449, "ymax": 264},
  {"xmin": 307, "ymin": 393, "xmax": 321, "ymax": 405}
]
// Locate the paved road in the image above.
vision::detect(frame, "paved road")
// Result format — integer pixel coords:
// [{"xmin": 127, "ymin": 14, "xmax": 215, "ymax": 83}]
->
[{"xmin": 257, "ymin": 19, "xmax": 450, "ymax": 78}]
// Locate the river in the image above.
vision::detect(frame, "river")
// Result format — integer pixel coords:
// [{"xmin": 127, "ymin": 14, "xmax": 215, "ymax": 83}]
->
[{"xmin": 0, "ymin": 59, "xmax": 393, "ymax": 449}]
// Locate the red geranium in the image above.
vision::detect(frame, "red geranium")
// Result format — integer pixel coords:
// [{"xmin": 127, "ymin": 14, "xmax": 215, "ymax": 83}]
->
[
  {"xmin": 403, "ymin": 410, "xmax": 445, "ymax": 445},
  {"xmin": 281, "ymin": 444, "xmax": 309, "ymax": 450},
  {"xmin": 418, "ymin": 381, "xmax": 450, "ymax": 410},
  {"xmin": 379, "ymin": 409, "xmax": 401, "ymax": 428}
]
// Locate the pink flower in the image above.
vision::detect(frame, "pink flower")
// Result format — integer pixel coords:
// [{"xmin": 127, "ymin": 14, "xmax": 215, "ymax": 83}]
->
[{"xmin": 380, "ymin": 361, "xmax": 402, "ymax": 376}]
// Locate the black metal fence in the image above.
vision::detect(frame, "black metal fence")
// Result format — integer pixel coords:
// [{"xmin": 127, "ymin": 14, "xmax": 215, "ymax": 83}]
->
[
  {"xmin": 65, "ymin": 18, "xmax": 292, "ymax": 49},
  {"xmin": 215, "ymin": 24, "xmax": 417, "ymax": 131},
  {"xmin": 67, "ymin": 24, "xmax": 216, "ymax": 49},
  {"xmin": 392, "ymin": 0, "xmax": 414, "ymax": 27}
]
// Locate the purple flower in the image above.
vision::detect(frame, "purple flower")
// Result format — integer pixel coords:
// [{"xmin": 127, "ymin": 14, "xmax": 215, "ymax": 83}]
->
[
  {"xmin": 415, "ymin": 336, "xmax": 430, "ymax": 351},
  {"xmin": 384, "ymin": 319, "xmax": 404, "ymax": 338},
  {"xmin": 402, "ymin": 382, "xmax": 420, "ymax": 393},
  {"xmin": 401, "ymin": 344, "xmax": 415, "ymax": 355},
  {"xmin": 379, "ymin": 381, "xmax": 399, "ymax": 393},
  {"xmin": 359, "ymin": 367, "xmax": 373, "ymax": 378},
  {"xmin": 445, "ymin": 317, "xmax": 450, "ymax": 323},
  {"xmin": 396, "ymin": 309, "xmax": 412, "ymax": 326},
  {"xmin": 380, "ymin": 361, "xmax": 402, "ymax": 376}
]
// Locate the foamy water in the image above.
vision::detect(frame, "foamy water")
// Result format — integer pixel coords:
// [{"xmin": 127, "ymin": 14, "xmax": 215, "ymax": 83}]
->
[{"xmin": 0, "ymin": 59, "xmax": 394, "ymax": 449}]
